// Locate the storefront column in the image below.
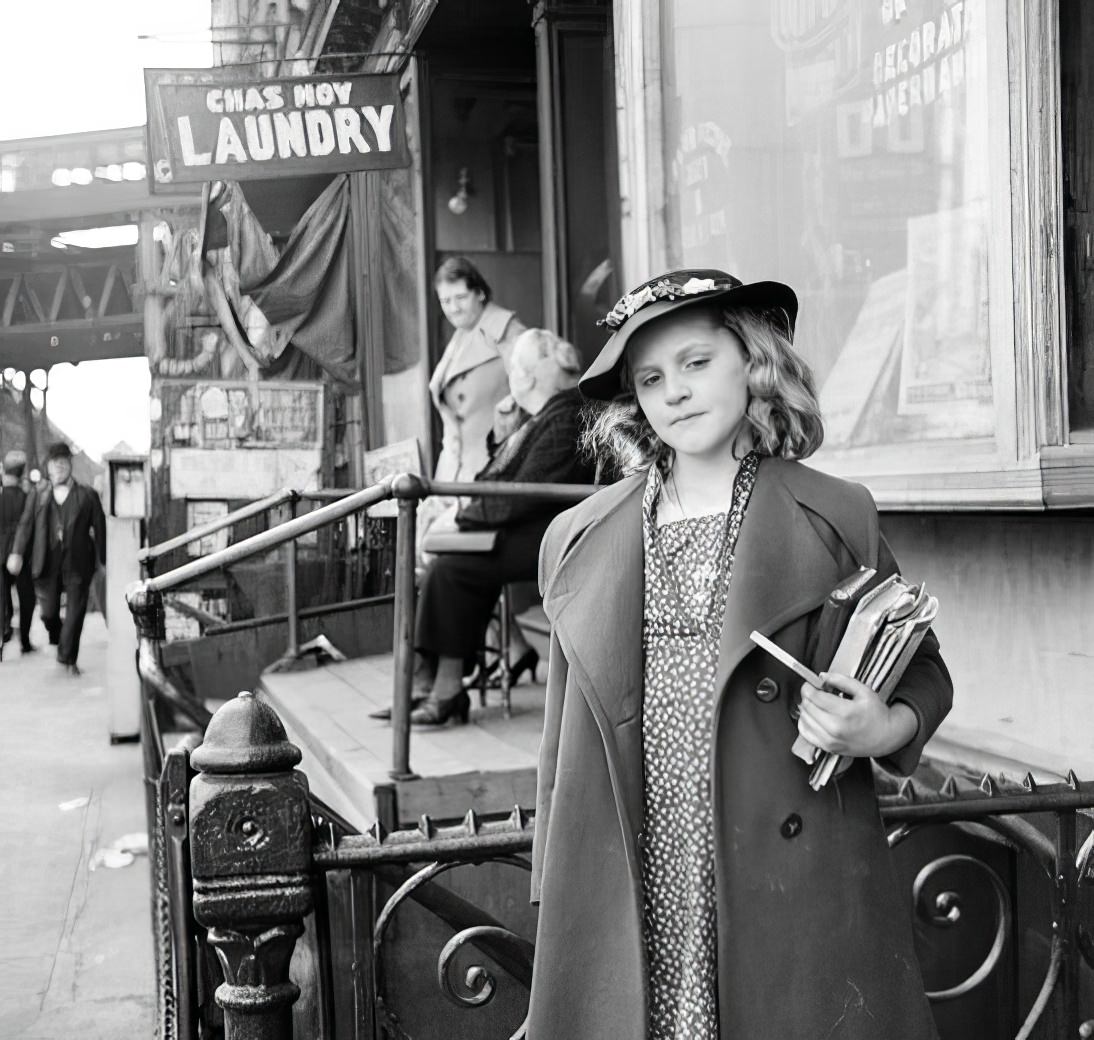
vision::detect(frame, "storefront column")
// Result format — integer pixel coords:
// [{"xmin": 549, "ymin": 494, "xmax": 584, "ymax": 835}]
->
[{"xmin": 533, "ymin": 0, "xmax": 619, "ymax": 360}]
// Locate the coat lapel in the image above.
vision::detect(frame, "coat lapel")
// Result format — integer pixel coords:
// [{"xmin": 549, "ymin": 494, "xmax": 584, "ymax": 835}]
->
[
  {"xmin": 544, "ymin": 476, "xmax": 646, "ymax": 845},
  {"xmin": 714, "ymin": 461, "xmax": 844, "ymax": 692}
]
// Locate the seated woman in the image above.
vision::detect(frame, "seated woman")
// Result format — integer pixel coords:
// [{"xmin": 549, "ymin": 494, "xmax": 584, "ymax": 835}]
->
[{"xmin": 411, "ymin": 328, "xmax": 598, "ymax": 726}]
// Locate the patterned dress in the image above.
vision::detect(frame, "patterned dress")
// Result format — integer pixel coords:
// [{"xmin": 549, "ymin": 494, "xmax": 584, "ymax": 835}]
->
[{"xmin": 640, "ymin": 453, "xmax": 759, "ymax": 1039}]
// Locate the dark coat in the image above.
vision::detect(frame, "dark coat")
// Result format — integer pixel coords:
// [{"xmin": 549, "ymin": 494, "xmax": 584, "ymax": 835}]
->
[
  {"xmin": 13, "ymin": 481, "xmax": 106, "ymax": 582},
  {"xmin": 528, "ymin": 458, "xmax": 952, "ymax": 1040},
  {"xmin": 456, "ymin": 387, "xmax": 595, "ymax": 532},
  {"xmin": 1, "ymin": 484, "xmax": 28, "ymax": 558}
]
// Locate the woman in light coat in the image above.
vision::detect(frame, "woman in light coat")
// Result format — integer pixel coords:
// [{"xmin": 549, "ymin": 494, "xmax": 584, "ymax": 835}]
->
[
  {"xmin": 429, "ymin": 256, "xmax": 527, "ymax": 485},
  {"xmin": 528, "ymin": 269, "xmax": 953, "ymax": 1039}
]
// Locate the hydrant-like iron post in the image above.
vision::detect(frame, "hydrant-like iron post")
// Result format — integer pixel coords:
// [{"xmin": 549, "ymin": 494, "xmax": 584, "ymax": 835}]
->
[{"xmin": 189, "ymin": 691, "xmax": 313, "ymax": 1040}]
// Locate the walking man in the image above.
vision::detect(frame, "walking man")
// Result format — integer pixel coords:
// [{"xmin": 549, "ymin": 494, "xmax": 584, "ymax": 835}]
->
[
  {"xmin": 7, "ymin": 442, "xmax": 105, "ymax": 675},
  {"xmin": 1, "ymin": 450, "xmax": 36, "ymax": 656}
]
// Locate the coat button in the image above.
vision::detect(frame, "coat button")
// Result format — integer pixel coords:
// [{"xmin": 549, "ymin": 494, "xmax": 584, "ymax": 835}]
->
[
  {"xmin": 780, "ymin": 813, "xmax": 803, "ymax": 840},
  {"xmin": 754, "ymin": 676, "xmax": 780, "ymax": 702}
]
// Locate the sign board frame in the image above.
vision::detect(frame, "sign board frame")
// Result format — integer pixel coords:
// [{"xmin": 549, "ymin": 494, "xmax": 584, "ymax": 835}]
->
[{"xmin": 144, "ymin": 67, "xmax": 409, "ymax": 191}]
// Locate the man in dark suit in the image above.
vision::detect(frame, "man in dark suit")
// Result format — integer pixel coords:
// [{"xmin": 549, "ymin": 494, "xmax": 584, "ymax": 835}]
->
[
  {"xmin": 7, "ymin": 442, "xmax": 106, "ymax": 675},
  {"xmin": 1, "ymin": 450, "xmax": 36, "ymax": 655}
]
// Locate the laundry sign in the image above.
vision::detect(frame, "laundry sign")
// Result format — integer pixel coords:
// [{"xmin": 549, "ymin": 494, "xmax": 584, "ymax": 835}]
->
[{"xmin": 144, "ymin": 68, "xmax": 409, "ymax": 189}]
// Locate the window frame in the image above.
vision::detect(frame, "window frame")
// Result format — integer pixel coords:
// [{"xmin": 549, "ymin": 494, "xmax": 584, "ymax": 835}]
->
[{"xmin": 613, "ymin": 0, "xmax": 1091, "ymax": 508}]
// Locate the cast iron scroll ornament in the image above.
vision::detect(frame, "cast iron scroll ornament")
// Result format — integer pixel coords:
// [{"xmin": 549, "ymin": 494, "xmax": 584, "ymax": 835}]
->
[
  {"xmin": 369, "ymin": 818, "xmax": 535, "ymax": 1040},
  {"xmin": 885, "ymin": 773, "xmax": 1086, "ymax": 1040},
  {"xmin": 189, "ymin": 691, "xmax": 313, "ymax": 1040}
]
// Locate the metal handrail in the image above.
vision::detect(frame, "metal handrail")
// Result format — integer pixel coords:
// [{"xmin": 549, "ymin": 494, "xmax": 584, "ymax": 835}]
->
[
  {"xmin": 129, "ymin": 473, "xmax": 601, "ymax": 782},
  {"xmin": 138, "ymin": 477, "xmax": 599, "ymax": 595},
  {"xmin": 300, "ymin": 480, "xmax": 599, "ymax": 503},
  {"xmin": 137, "ymin": 480, "xmax": 394, "ymax": 593},
  {"xmin": 428, "ymin": 479, "xmax": 598, "ymax": 501},
  {"xmin": 139, "ymin": 487, "xmax": 299, "ymax": 565},
  {"xmin": 299, "ymin": 488, "xmax": 357, "ymax": 501}
]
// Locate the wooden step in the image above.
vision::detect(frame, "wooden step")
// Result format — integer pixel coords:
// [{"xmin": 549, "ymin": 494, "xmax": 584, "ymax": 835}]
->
[{"xmin": 259, "ymin": 652, "xmax": 545, "ymax": 830}]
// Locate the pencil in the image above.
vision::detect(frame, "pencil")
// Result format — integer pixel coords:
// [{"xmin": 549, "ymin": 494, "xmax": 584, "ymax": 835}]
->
[{"xmin": 749, "ymin": 631, "xmax": 825, "ymax": 689}]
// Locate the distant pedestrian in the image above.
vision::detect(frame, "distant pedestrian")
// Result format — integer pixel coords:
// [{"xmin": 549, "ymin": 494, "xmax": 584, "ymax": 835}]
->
[
  {"xmin": 7, "ymin": 442, "xmax": 105, "ymax": 675},
  {"xmin": 1, "ymin": 450, "xmax": 36, "ymax": 655}
]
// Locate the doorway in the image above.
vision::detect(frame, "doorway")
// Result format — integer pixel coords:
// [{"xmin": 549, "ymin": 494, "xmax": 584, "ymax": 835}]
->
[{"xmin": 417, "ymin": 0, "xmax": 619, "ymax": 385}]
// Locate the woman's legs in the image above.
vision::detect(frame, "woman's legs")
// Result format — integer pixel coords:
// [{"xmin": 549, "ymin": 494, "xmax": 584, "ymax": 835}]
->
[{"xmin": 413, "ymin": 521, "xmax": 545, "ymax": 714}]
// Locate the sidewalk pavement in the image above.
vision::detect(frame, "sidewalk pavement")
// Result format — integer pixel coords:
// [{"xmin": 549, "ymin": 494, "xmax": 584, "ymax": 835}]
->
[{"xmin": 0, "ymin": 611, "xmax": 155, "ymax": 1038}]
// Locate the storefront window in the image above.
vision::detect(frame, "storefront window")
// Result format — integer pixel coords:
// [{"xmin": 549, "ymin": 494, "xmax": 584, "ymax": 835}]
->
[
  {"xmin": 1061, "ymin": 0, "xmax": 1094, "ymax": 437},
  {"xmin": 657, "ymin": 0, "xmax": 1009, "ymax": 459}
]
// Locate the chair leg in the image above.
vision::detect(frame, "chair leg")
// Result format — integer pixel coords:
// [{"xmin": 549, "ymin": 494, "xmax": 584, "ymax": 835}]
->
[
  {"xmin": 476, "ymin": 648, "xmax": 489, "ymax": 707},
  {"xmin": 499, "ymin": 586, "xmax": 513, "ymax": 717}
]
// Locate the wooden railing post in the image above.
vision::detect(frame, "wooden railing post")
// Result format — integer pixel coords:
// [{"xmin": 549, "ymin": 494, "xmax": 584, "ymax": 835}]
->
[
  {"xmin": 189, "ymin": 692, "xmax": 313, "ymax": 1040},
  {"xmin": 390, "ymin": 473, "xmax": 424, "ymax": 781}
]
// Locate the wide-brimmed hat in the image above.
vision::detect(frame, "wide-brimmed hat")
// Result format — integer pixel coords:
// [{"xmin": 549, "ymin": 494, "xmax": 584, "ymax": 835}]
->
[{"xmin": 578, "ymin": 269, "xmax": 798, "ymax": 400}]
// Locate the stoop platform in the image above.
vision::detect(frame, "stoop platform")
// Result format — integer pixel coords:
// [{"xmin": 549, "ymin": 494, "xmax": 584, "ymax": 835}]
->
[{"xmin": 259, "ymin": 652, "xmax": 546, "ymax": 833}]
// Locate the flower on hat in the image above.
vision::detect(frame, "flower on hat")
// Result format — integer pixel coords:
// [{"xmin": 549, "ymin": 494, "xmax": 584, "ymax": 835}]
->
[
  {"xmin": 679, "ymin": 277, "xmax": 718, "ymax": 295},
  {"xmin": 597, "ymin": 274, "xmax": 732, "ymax": 329}
]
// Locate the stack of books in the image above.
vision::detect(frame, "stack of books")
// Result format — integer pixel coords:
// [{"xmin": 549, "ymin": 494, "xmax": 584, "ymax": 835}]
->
[{"xmin": 750, "ymin": 567, "xmax": 939, "ymax": 791}]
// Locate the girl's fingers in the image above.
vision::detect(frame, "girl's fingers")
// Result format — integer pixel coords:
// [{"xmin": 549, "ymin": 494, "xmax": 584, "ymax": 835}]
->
[
  {"xmin": 818, "ymin": 671, "xmax": 873, "ymax": 699},
  {"xmin": 797, "ymin": 703, "xmax": 837, "ymax": 747},
  {"xmin": 800, "ymin": 682, "xmax": 853, "ymax": 718}
]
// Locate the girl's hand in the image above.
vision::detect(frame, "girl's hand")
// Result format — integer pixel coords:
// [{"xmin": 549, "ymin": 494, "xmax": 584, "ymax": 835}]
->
[{"xmin": 796, "ymin": 672, "xmax": 919, "ymax": 759}]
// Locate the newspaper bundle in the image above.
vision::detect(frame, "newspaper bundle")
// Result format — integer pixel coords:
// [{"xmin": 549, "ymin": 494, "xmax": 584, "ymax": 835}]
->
[{"xmin": 751, "ymin": 568, "xmax": 939, "ymax": 791}]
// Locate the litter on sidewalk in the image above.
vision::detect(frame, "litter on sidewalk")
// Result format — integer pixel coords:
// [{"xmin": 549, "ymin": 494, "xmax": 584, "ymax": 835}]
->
[{"xmin": 89, "ymin": 831, "xmax": 149, "ymax": 871}]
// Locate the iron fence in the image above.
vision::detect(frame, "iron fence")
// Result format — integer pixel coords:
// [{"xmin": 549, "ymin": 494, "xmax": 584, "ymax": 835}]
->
[{"xmin": 151, "ymin": 698, "xmax": 1094, "ymax": 1040}]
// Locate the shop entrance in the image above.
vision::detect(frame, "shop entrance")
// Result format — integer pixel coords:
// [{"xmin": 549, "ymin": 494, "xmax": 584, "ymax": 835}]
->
[{"xmin": 417, "ymin": 0, "xmax": 619, "ymax": 378}]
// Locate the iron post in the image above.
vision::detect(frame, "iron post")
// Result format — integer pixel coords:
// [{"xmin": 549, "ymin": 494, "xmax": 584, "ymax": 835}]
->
[
  {"xmin": 285, "ymin": 498, "xmax": 299, "ymax": 661},
  {"xmin": 1052, "ymin": 808, "xmax": 1080, "ymax": 1035},
  {"xmin": 189, "ymin": 692, "xmax": 313, "ymax": 1040},
  {"xmin": 161, "ymin": 745, "xmax": 199, "ymax": 1040},
  {"xmin": 390, "ymin": 472, "xmax": 424, "ymax": 781}
]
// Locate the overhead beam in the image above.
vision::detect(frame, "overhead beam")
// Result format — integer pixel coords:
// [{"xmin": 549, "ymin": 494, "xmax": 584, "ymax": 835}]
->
[
  {"xmin": 0, "ymin": 181, "xmax": 199, "ymax": 227},
  {"xmin": 0, "ymin": 313, "xmax": 143, "ymax": 369}
]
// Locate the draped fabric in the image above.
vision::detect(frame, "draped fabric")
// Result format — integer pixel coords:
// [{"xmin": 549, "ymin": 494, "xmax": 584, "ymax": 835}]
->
[{"xmin": 201, "ymin": 176, "xmax": 358, "ymax": 385}]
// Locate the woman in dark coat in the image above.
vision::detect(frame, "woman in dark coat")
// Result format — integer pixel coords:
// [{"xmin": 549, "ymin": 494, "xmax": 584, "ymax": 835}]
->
[
  {"xmin": 411, "ymin": 328, "xmax": 597, "ymax": 725},
  {"xmin": 528, "ymin": 270, "xmax": 953, "ymax": 1039}
]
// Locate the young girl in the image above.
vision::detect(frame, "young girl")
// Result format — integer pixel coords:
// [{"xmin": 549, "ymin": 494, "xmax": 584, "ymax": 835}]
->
[{"xmin": 527, "ymin": 270, "xmax": 952, "ymax": 1039}]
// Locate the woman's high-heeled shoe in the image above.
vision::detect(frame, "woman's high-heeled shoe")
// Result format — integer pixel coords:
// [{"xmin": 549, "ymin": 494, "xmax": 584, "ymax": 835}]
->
[
  {"xmin": 507, "ymin": 648, "xmax": 540, "ymax": 685},
  {"xmin": 463, "ymin": 649, "xmax": 541, "ymax": 691},
  {"xmin": 368, "ymin": 695, "xmax": 428, "ymax": 721},
  {"xmin": 410, "ymin": 690, "xmax": 471, "ymax": 727}
]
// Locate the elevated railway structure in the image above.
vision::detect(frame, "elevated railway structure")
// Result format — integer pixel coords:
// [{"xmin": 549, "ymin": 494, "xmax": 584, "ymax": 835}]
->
[{"xmin": 0, "ymin": 125, "xmax": 198, "ymax": 373}]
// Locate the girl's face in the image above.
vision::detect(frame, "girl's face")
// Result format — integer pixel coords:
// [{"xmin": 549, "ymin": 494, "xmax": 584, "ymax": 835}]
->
[
  {"xmin": 436, "ymin": 278, "xmax": 486, "ymax": 331},
  {"xmin": 628, "ymin": 307, "xmax": 751, "ymax": 464}
]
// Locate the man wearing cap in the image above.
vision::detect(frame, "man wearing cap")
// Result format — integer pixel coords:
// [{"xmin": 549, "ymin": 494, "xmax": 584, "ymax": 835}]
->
[
  {"xmin": 1, "ymin": 450, "xmax": 36, "ymax": 655},
  {"xmin": 7, "ymin": 442, "xmax": 106, "ymax": 675}
]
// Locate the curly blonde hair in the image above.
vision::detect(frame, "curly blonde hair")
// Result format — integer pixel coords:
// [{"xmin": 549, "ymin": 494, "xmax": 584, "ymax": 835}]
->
[{"xmin": 582, "ymin": 305, "xmax": 824, "ymax": 475}]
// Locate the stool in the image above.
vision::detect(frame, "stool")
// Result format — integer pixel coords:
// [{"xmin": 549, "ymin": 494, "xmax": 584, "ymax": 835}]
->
[{"xmin": 420, "ymin": 527, "xmax": 516, "ymax": 716}]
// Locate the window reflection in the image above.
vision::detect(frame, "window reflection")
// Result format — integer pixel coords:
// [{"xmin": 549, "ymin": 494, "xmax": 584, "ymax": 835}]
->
[{"xmin": 659, "ymin": 0, "xmax": 998, "ymax": 450}]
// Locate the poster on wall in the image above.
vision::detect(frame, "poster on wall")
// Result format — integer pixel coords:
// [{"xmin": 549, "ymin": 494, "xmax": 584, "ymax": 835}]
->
[
  {"xmin": 898, "ymin": 205, "xmax": 992, "ymax": 431},
  {"xmin": 170, "ymin": 447, "xmax": 320, "ymax": 498},
  {"xmin": 186, "ymin": 500, "xmax": 230, "ymax": 557},
  {"xmin": 363, "ymin": 438, "xmax": 423, "ymax": 518},
  {"xmin": 145, "ymin": 68, "xmax": 409, "ymax": 190},
  {"xmin": 160, "ymin": 380, "xmax": 323, "ymax": 451}
]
